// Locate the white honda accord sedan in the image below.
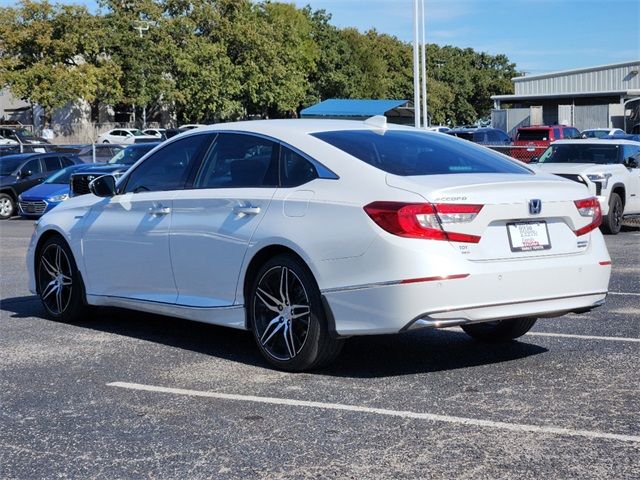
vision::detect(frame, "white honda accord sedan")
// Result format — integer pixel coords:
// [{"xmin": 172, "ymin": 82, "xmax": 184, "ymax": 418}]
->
[{"xmin": 27, "ymin": 118, "xmax": 611, "ymax": 370}]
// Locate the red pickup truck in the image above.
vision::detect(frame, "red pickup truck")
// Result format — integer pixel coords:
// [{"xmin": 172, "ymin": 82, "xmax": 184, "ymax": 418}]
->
[{"xmin": 512, "ymin": 125, "xmax": 581, "ymax": 162}]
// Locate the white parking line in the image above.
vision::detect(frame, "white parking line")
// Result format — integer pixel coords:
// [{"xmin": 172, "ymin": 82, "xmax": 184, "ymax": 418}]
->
[
  {"xmin": 527, "ymin": 332, "xmax": 640, "ymax": 343},
  {"xmin": 107, "ymin": 381, "xmax": 640, "ymax": 444},
  {"xmin": 609, "ymin": 291, "xmax": 640, "ymax": 297},
  {"xmin": 450, "ymin": 327, "xmax": 640, "ymax": 343}
]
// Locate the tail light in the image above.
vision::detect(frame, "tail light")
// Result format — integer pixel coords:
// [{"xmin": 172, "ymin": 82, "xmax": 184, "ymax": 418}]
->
[
  {"xmin": 573, "ymin": 197, "xmax": 602, "ymax": 236},
  {"xmin": 364, "ymin": 202, "xmax": 483, "ymax": 243}
]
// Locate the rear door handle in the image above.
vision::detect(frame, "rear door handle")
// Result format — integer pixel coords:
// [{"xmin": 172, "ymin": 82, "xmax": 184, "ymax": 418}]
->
[
  {"xmin": 148, "ymin": 206, "xmax": 171, "ymax": 216},
  {"xmin": 233, "ymin": 205, "xmax": 261, "ymax": 216}
]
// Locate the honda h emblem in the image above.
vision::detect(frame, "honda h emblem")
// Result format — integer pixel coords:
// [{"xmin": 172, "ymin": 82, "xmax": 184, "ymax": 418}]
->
[{"xmin": 529, "ymin": 199, "xmax": 542, "ymax": 215}]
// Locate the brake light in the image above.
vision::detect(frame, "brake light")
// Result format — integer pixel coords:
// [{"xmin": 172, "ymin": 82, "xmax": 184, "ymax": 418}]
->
[
  {"xmin": 364, "ymin": 202, "xmax": 482, "ymax": 243},
  {"xmin": 573, "ymin": 197, "xmax": 602, "ymax": 236}
]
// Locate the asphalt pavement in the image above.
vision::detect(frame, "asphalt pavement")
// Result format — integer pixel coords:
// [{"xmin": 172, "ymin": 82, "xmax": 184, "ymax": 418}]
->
[{"xmin": 1, "ymin": 218, "xmax": 638, "ymax": 479}]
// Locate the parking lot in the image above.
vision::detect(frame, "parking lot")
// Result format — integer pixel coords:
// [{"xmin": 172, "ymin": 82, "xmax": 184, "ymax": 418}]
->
[{"xmin": 0, "ymin": 218, "xmax": 638, "ymax": 479}]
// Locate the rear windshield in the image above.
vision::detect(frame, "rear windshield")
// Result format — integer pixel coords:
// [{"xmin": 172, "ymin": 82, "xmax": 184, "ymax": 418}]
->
[
  {"xmin": 538, "ymin": 144, "xmax": 621, "ymax": 164},
  {"xmin": 517, "ymin": 129, "xmax": 549, "ymax": 141},
  {"xmin": 311, "ymin": 129, "xmax": 530, "ymax": 176}
]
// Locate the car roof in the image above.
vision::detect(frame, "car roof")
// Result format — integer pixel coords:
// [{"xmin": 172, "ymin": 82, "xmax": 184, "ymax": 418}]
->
[
  {"xmin": 0, "ymin": 153, "xmax": 39, "ymax": 161},
  {"xmin": 552, "ymin": 139, "xmax": 640, "ymax": 146},
  {"xmin": 448, "ymin": 127, "xmax": 502, "ymax": 132},
  {"xmin": 519, "ymin": 125, "xmax": 579, "ymax": 130}
]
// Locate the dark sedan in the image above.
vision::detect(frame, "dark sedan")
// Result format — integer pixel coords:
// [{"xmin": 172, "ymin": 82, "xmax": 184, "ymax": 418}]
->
[{"xmin": 0, "ymin": 152, "xmax": 81, "ymax": 219}]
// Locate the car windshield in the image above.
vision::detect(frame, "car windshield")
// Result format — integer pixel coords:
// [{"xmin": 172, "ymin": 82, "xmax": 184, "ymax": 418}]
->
[
  {"xmin": 449, "ymin": 132, "xmax": 474, "ymax": 141},
  {"xmin": 517, "ymin": 130, "xmax": 549, "ymax": 141},
  {"xmin": 583, "ymin": 130, "xmax": 608, "ymax": 139},
  {"xmin": 108, "ymin": 145, "xmax": 155, "ymax": 164},
  {"xmin": 312, "ymin": 129, "xmax": 531, "ymax": 176},
  {"xmin": 538, "ymin": 144, "xmax": 621, "ymax": 164},
  {"xmin": 45, "ymin": 165, "xmax": 83, "ymax": 184}
]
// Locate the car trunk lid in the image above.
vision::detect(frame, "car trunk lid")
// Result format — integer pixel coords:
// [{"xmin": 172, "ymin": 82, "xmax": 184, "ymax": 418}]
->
[{"xmin": 386, "ymin": 173, "xmax": 596, "ymax": 260}]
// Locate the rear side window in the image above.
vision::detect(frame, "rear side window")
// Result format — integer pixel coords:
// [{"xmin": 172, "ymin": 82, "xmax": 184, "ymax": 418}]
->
[
  {"xmin": 312, "ymin": 130, "xmax": 531, "ymax": 176},
  {"xmin": 281, "ymin": 147, "xmax": 318, "ymax": 187},
  {"xmin": 517, "ymin": 129, "xmax": 549, "ymax": 141},
  {"xmin": 44, "ymin": 156, "xmax": 61, "ymax": 171},
  {"xmin": 61, "ymin": 156, "xmax": 75, "ymax": 167},
  {"xmin": 553, "ymin": 128, "xmax": 561, "ymax": 139},
  {"xmin": 565, "ymin": 128, "xmax": 581, "ymax": 139},
  {"xmin": 194, "ymin": 133, "xmax": 278, "ymax": 188}
]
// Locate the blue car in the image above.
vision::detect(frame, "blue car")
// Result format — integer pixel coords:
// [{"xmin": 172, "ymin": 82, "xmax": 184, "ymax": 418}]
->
[{"xmin": 18, "ymin": 142, "xmax": 160, "ymax": 217}]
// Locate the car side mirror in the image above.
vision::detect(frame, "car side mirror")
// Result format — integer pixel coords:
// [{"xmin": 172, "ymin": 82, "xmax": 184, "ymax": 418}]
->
[
  {"xmin": 529, "ymin": 156, "xmax": 539, "ymax": 163},
  {"xmin": 17, "ymin": 170, "xmax": 32, "ymax": 179},
  {"xmin": 624, "ymin": 157, "xmax": 639, "ymax": 169},
  {"xmin": 89, "ymin": 175, "xmax": 117, "ymax": 197}
]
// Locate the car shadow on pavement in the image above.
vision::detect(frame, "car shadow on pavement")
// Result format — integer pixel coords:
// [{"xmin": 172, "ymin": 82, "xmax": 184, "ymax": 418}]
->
[{"xmin": 1, "ymin": 295, "xmax": 548, "ymax": 378}]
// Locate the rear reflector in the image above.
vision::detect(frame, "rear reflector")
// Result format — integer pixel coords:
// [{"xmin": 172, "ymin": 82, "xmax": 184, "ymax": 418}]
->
[
  {"xmin": 599, "ymin": 261, "xmax": 612, "ymax": 266},
  {"xmin": 573, "ymin": 197, "xmax": 602, "ymax": 236},
  {"xmin": 400, "ymin": 274, "xmax": 470, "ymax": 284},
  {"xmin": 364, "ymin": 202, "xmax": 482, "ymax": 243}
]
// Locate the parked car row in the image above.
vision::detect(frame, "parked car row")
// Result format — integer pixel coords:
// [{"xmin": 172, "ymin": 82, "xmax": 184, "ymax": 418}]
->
[{"xmin": 0, "ymin": 142, "xmax": 160, "ymax": 219}]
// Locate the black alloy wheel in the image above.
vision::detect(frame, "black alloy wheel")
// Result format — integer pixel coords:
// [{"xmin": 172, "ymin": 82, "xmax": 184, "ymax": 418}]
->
[
  {"xmin": 602, "ymin": 193, "xmax": 623, "ymax": 235},
  {"xmin": 249, "ymin": 254, "xmax": 342, "ymax": 371},
  {"xmin": 37, "ymin": 236, "xmax": 87, "ymax": 322}
]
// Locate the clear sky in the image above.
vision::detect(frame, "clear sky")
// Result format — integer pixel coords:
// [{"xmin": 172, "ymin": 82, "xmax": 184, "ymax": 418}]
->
[
  {"xmin": 291, "ymin": 0, "xmax": 640, "ymax": 75},
  {"xmin": 2, "ymin": 0, "xmax": 638, "ymax": 75}
]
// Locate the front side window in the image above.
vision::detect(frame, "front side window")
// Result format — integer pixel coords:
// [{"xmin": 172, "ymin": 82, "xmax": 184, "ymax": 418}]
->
[
  {"xmin": 312, "ymin": 129, "xmax": 531, "ymax": 176},
  {"xmin": 194, "ymin": 133, "xmax": 278, "ymax": 189},
  {"xmin": 281, "ymin": 147, "xmax": 318, "ymax": 187},
  {"xmin": 23, "ymin": 159, "xmax": 43, "ymax": 175},
  {"xmin": 123, "ymin": 135, "xmax": 210, "ymax": 193}
]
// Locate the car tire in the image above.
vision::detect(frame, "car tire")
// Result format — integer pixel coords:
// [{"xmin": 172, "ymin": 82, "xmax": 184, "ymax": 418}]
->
[
  {"xmin": 36, "ymin": 235, "xmax": 88, "ymax": 323},
  {"xmin": 0, "ymin": 193, "xmax": 15, "ymax": 219},
  {"xmin": 461, "ymin": 317, "xmax": 537, "ymax": 342},
  {"xmin": 249, "ymin": 254, "xmax": 343, "ymax": 371},
  {"xmin": 602, "ymin": 193, "xmax": 623, "ymax": 235}
]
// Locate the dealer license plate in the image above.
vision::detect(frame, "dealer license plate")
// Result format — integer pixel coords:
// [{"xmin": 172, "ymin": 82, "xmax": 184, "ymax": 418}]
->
[{"xmin": 507, "ymin": 221, "xmax": 551, "ymax": 252}]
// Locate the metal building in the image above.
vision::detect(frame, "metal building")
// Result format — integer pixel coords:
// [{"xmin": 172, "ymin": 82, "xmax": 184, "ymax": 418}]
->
[{"xmin": 491, "ymin": 60, "xmax": 640, "ymax": 135}]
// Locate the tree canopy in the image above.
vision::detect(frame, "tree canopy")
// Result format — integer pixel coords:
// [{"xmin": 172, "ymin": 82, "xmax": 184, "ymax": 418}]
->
[{"xmin": 0, "ymin": 0, "xmax": 518, "ymax": 125}]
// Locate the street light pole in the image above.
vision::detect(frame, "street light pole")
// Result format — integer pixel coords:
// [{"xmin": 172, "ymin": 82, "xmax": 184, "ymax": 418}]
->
[
  {"xmin": 412, "ymin": 0, "xmax": 421, "ymax": 128},
  {"xmin": 420, "ymin": 0, "xmax": 428, "ymax": 128}
]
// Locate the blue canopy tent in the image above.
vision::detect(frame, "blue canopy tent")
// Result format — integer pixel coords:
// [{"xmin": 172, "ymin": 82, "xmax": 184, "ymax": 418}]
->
[{"xmin": 300, "ymin": 99, "xmax": 414, "ymax": 125}]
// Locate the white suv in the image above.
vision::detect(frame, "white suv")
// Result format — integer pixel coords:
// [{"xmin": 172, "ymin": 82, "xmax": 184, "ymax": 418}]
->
[{"xmin": 532, "ymin": 139, "xmax": 640, "ymax": 234}]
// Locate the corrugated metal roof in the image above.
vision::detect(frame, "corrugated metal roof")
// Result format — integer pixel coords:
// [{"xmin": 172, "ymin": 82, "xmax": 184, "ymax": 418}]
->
[
  {"xmin": 512, "ymin": 60, "xmax": 640, "ymax": 82},
  {"xmin": 511, "ymin": 61, "xmax": 640, "ymax": 96},
  {"xmin": 300, "ymin": 99, "xmax": 410, "ymax": 117},
  {"xmin": 492, "ymin": 89, "xmax": 640, "ymax": 101}
]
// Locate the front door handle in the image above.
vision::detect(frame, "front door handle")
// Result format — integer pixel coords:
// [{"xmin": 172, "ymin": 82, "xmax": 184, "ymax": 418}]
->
[
  {"xmin": 148, "ymin": 206, "xmax": 171, "ymax": 216},
  {"xmin": 233, "ymin": 205, "xmax": 261, "ymax": 216}
]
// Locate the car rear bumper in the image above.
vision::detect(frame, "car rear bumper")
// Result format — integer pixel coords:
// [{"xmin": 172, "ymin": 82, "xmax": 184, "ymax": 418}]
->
[{"xmin": 323, "ymin": 245, "xmax": 610, "ymax": 336}]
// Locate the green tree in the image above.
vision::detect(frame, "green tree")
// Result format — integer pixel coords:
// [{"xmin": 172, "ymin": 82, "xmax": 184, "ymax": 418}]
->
[{"xmin": 0, "ymin": 0, "xmax": 122, "ymax": 119}]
